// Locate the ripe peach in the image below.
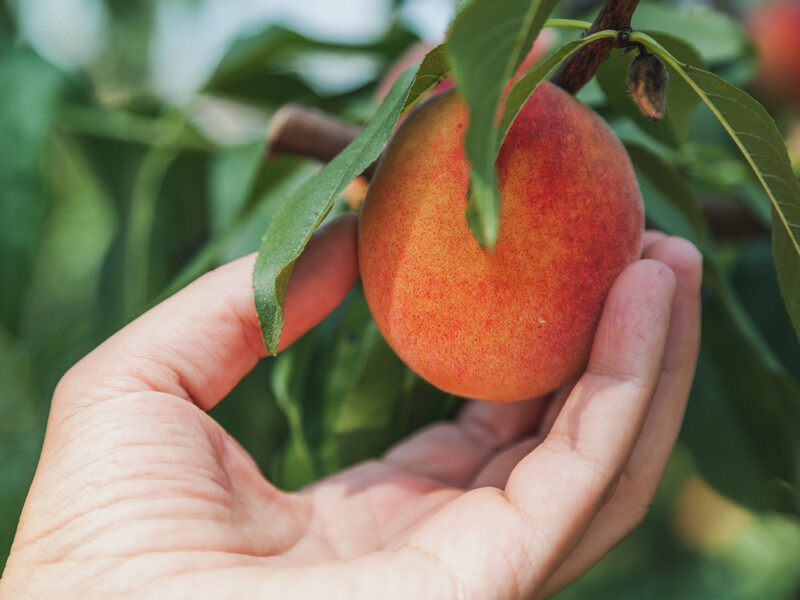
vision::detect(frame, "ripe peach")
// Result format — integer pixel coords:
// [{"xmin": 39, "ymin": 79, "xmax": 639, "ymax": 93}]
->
[
  {"xmin": 749, "ymin": 0, "xmax": 800, "ymax": 107},
  {"xmin": 358, "ymin": 83, "xmax": 644, "ymax": 402}
]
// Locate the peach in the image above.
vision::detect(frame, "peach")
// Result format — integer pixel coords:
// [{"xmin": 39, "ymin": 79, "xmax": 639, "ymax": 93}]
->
[
  {"xmin": 358, "ymin": 83, "xmax": 644, "ymax": 402},
  {"xmin": 749, "ymin": 0, "xmax": 800, "ymax": 107}
]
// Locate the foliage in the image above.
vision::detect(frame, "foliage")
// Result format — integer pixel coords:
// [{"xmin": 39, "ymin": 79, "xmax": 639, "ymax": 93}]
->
[{"xmin": 1, "ymin": 0, "xmax": 799, "ymax": 597}]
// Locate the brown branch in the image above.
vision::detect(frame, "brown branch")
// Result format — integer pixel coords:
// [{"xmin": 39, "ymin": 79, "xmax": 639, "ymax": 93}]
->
[
  {"xmin": 551, "ymin": 0, "xmax": 641, "ymax": 94},
  {"xmin": 266, "ymin": 105, "xmax": 359, "ymax": 167},
  {"xmin": 266, "ymin": 104, "xmax": 360, "ymax": 161},
  {"xmin": 265, "ymin": 104, "xmax": 380, "ymax": 178}
]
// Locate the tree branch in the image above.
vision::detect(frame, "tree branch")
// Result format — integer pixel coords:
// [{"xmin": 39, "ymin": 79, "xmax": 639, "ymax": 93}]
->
[
  {"xmin": 551, "ymin": 0, "xmax": 641, "ymax": 94},
  {"xmin": 265, "ymin": 104, "xmax": 377, "ymax": 176}
]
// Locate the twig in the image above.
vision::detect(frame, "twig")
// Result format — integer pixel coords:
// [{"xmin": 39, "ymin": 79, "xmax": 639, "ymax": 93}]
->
[
  {"xmin": 551, "ymin": 0, "xmax": 641, "ymax": 94},
  {"xmin": 266, "ymin": 104, "xmax": 379, "ymax": 178},
  {"xmin": 57, "ymin": 104, "xmax": 214, "ymax": 152}
]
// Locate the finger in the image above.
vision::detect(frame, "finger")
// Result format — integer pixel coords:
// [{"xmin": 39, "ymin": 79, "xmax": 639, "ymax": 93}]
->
[
  {"xmin": 468, "ymin": 435, "xmax": 542, "ymax": 489},
  {"xmin": 642, "ymin": 230, "xmax": 667, "ymax": 251},
  {"xmin": 382, "ymin": 396, "xmax": 550, "ymax": 487},
  {"xmin": 351, "ymin": 231, "xmax": 669, "ymax": 489},
  {"xmin": 403, "ymin": 259, "xmax": 676, "ymax": 599},
  {"xmin": 618, "ymin": 238, "xmax": 702, "ymax": 488},
  {"xmin": 468, "ymin": 387, "xmax": 569, "ymax": 488},
  {"xmin": 57, "ymin": 213, "xmax": 359, "ymax": 412},
  {"xmin": 466, "ymin": 251, "xmax": 681, "ymax": 491},
  {"xmin": 540, "ymin": 236, "xmax": 702, "ymax": 597}
]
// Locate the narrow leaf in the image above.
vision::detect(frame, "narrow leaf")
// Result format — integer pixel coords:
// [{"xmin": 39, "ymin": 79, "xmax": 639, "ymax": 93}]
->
[
  {"xmin": 631, "ymin": 0, "xmax": 748, "ymax": 65},
  {"xmin": 271, "ymin": 343, "xmax": 318, "ymax": 487},
  {"xmin": 638, "ymin": 32, "xmax": 800, "ymax": 343},
  {"xmin": 498, "ymin": 29, "xmax": 617, "ymax": 143},
  {"xmin": 623, "ymin": 140, "xmax": 707, "ymax": 247},
  {"xmin": 686, "ymin": 298, "xmax": 800, "ymax": 515},
  {"xmin": 447, "ymin": 0, "xmax": 560, "ymax": 248},
  {"xmin": 254, "ymin": 50, "xmax": 450, "ymax": 354},
  {"xmin": 402, "ymin": 44, "xmax": 450, "ymax": 113},
  {"xmin": 773, "ymin": 215, "xmax": 800, "ymax": 344},
  {"xmin": 205, "ymin": 23, "xmax": 417, "ymax": 95}
]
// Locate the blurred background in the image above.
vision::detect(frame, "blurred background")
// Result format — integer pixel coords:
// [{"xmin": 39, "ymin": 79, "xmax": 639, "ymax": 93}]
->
[{"xmin": 1, "ymin": 0, "xmax": 799, "ymax": 596}]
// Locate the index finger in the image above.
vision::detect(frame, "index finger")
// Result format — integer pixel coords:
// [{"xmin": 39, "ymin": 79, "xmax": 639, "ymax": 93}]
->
[
  {"xmin": 56, "ymin": 213, "xmax": 359, "ymax": 412},
  {"xmin": 503, "ymin": 259, "xmax": 676, "ymax": 582}
]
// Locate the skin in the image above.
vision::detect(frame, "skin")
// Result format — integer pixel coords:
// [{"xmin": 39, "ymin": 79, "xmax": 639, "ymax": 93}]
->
[
  {"xmin": 360, "ymin": 84, "xmax": 644, "ymax": 402},
  {"xmin": 749, "ymin": 0, "xmax": 800, "ymax": 107},
  {"xmin": 1, "ymin": 213, "xmax": 702, "ymax": 600}
]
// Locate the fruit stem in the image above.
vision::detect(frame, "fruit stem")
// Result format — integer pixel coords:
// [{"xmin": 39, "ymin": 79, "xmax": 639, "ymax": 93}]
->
[
  {"xmin": 265, "ymin": 104, "xmax": 371, "ymax": 176},
  {"xmin": 551, "ymin": 0, "xmax": 641, "ymax": 94}
]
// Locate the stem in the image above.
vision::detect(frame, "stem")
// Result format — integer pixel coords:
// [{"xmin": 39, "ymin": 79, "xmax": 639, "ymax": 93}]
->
[
  {"xmin": 266, "ymin": 104, "xmax": 378, "ymax": 179},
  {"xmin": 551, "ymin": 0, "xmax": 641, "ymax": 94},
  {"xmin": 57, "ymin": 104, "xmax": 214, "ymax": 152},
  {"xmin": 123, "ymin": 146, "xmax": 179, "ymax": 318},
  {"xmin": 122, "ymin": 115, "xmax": 186, "ymax": 318},
  {"xmin": 544, "ymin": 18, "xmax": 592, "ymax": 30}
]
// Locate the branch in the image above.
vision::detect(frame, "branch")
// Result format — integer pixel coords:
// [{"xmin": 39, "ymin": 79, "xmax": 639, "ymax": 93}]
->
[
  {"xmin": 551, "ymin": 0, "xmax": 641, "ymax": 94},
  {"xmin": 265, "ymin": 104, "xmax": 379, "ymax": 177}
]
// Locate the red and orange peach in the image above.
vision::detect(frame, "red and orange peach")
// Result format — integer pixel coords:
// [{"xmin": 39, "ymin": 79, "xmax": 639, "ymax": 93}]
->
[
  {"xmin": 359, "ymin": 83, "xmax": 644, "ymax": 402},
  {"xmin": 749, "ymin": 0, "xmax": 800, "ymax": 107}
]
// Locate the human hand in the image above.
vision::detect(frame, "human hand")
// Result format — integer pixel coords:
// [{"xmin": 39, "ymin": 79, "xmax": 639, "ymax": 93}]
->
[{"xmin": 1, "ymin": 213, "xmax": 701, "ymax": 600}]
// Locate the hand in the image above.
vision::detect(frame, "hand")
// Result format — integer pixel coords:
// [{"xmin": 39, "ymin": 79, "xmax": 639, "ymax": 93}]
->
[{"xmin": 1, "ymin": 213, "xmax": 702, "ymax": 600}]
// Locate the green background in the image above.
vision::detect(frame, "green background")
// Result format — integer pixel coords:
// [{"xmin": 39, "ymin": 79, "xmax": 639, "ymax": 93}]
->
[{"xmin": 1, "ymin": 0, "xmax": 799, "ymax": 597}]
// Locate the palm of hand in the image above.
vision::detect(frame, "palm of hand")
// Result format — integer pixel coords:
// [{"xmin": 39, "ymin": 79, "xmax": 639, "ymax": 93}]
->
[
  {"xmin": 17, "ymin": 389, "xmax": 559, "ymax": 598},
  {"xmin": 2, "ymin": 216, "xmax": 701, "ymax": 600}
]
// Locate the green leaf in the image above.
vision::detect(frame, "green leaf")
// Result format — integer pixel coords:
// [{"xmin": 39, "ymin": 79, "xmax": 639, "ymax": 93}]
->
[
  {"xmin": 153, "ymin": 157, "xmax": 313, "ymax": 305},
  {"xmin": 401, "ymin": 44, "xmax": 449, "ymax": 113},
  {"xmin": 596, "ymin": 32, "xmax": 705, "ymax": 148},
  {"xmin": 0, "ymin": 50, "xmax": 64, "ymax": 333},
  {"xmin": 263, "ymin": 285, "xmax": 457, "ymax": 487},
  {"xmin": 686, "ymin": 265, "xmax": 800, "ymax": 516},
  {"xmin": 254, "ymin": 49, "xmax": 450, "ymax": 354},
  {"xmin": 271, "ymin": 338, "xmax": 318, "ymax": 489},
  {"xmin": 706, "ymin": 256, "xmax": 800, "ymax": 409},
  {"xmin": 446, "ymin": 0, "xmax": 560, "ymax": 248},
  {"xmin": 205, "ymin": 23, "xmax": 417, "ymax": 98},
  {"xmin": 498, "ymin": 29, "xmax": 616, "ymax": 144},
  {"xmin": 774, "ymin": 215, "xmax": 800, "ymax": 346},
  {"xmin": 0, "ymin": 2, "xmax": 14, "ymax": 57},
  {"xmin": 328, "ymin": 317, "xmax": 406, "ymax": 434},
  {"xmin": 639, "ymin": 33, "xmax": 800, "ymax": 344},
  {"xmin": 209, "ymin": 141, "xmax": 267, "ymax": 234},
  {"xmin": 702, "ymin": 247, "xmax": 800, "ymax": 462},
  {"xmin": 0, "ymin": 430, "xmax": 43, "ymax": 562},
  {"xmin": 623, "ymin": 140, "xmax": 707, "ymax": 247},
  {"xmin": 682, "ymin": 144, "xmax": 767, "ymax": 211},
  {"xmin": 631, "ymin": 0, "xmax": 749, "ymax": 65},
  {"xmin": 123, "ymin": 142, "xmax": 181, "ymax": 318}
]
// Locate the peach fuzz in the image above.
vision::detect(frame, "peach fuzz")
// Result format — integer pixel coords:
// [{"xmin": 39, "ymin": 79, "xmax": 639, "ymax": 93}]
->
[{"xmin": 358, "ymin": 83, "xmax": 644, "ymax": 402}]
